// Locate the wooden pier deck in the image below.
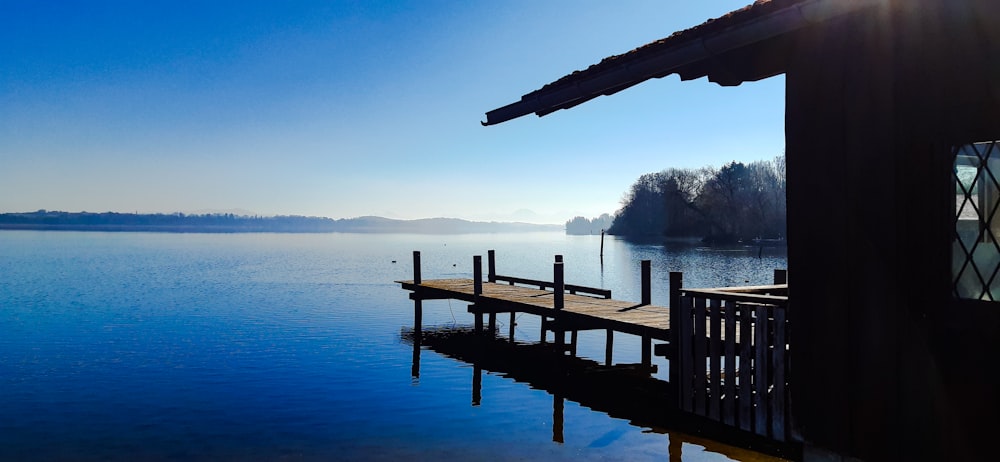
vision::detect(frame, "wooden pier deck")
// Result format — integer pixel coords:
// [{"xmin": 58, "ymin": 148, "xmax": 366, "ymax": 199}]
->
[{"xmin": 399, "ymin": 278, "xmax": 672, "ymax": 340}]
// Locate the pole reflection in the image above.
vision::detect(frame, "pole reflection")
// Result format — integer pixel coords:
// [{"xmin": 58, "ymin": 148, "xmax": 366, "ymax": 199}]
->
[{"xmin": 553, "ymin": 394, "xmax": 564, "ymax": 444}]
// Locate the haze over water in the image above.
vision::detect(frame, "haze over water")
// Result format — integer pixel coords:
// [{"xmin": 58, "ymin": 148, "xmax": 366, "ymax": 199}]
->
[{"xmin": 0, "ymin": 230, "xmax": 787, "ymax": 461}]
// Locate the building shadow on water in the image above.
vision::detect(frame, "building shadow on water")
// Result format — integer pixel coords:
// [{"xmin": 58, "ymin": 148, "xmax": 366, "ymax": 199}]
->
[{"xmin": 401, "ymin": 326, "xmax": 797, "ymax": 461}]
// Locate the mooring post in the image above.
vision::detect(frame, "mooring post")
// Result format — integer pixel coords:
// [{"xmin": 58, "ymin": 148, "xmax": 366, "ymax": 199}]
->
[
  {"xmin": 554, "ymin": 255, "xmax": 564, "ymax": 310},
  {"xmin": 488, "ymin": 249, "xmax": 496, "ymax": 283},
  {"xmin": 413, "ymin": 251, "xmax": 422, "ymax": 284},
  {"xmin": 412, "ymin": 251, "xmax": 423, "ymax": 336},
  {"xmin": 669, "ymin": 271, "xmax": 683, "ymax": 389},
  {"xmin": 553, "ymin": 255, "xmax": 565, "ymax": 349},
  {"xmin": 473, "ymin": 255, "xmax": 483, "ymax": 333},
  {"xmin": 641, "ymin": 260, "xmax": 651, "ymax": 305},
  {"xmin": 774, "ymin": 268, "xmax": 788, "ymax": 285},
  {"xmin": 474, "ymin": 255, "xmax": 483, "ymax": 298},
  {"xmin": 411, "ymin": 251, "xmax": 424, "ymax": 379},
  {"xmin": 600, "ymin": 229, "xmax": 605, "ymax": 258}
]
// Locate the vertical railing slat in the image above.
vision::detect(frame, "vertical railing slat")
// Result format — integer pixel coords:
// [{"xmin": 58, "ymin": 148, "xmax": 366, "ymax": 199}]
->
[
  {"xmin": 709, "ymin": 298, "xmax": 722, "ymax": 421},
  {"xmin": 754, "ymin": 305, "xmax": 770, "ymax": 436},
  {"xmin": 771, "ymin": 306, "xmax": 787, "ymax": 441},
  {"xmin": 724, "ymin": 301, "xmax": 738, "ymax": 426},
  {"xmin": 679, "ymin": 296, "xmax": 694, "ymax": 412},
  {"xmin": 669, "ymin": 272, "xmax": 683, "ymax": 391},
  {"xmin": 693, "ymin": 297, "xmax": 708, "ymax": 416},
  {"xmin": 738, "ymin": 304, "xmax": 753, "ymax": 432}
]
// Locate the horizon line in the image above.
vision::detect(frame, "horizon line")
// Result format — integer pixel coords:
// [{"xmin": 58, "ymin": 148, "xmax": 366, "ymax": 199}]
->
[{"xmin": 1, "ymin": 209, "xmax": 573, "ymax": 226}]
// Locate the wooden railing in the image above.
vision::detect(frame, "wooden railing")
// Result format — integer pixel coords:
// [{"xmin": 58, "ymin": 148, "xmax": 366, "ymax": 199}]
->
[
  {"xmin": 486, "ymin": 249, "xmax": 612, "ymax": 299},
  {"xmin": 670, "ymin": 271, "xmax": 791, "ymax": 442},
  {"xmin": 491, "ymin": 274, "xmax": 612, "ymax": 299}
]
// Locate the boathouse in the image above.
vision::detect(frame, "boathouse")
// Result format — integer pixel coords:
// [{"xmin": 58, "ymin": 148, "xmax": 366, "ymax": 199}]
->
[{"xmin": 482, "ymin": 0, "xmax": 1000, "ymax": 460}]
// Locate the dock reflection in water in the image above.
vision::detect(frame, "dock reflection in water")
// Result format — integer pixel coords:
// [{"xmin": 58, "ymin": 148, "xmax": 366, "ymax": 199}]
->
[{"xmin": 402, "ymin": 326, "xmax": 794, "ymax": 462}]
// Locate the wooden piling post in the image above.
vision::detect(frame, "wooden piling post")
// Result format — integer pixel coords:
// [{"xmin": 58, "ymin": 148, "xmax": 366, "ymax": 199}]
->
[
  {"xmin": 473, "ymin": 255, "xmax": 483, "ymax": 333},
  {"xmin": 641, "ymin": 260, "xmax": 651, "ymax": 305},
  {"xmin": 413, "ymin": 251, "xmax": 423, "ymax": 336},
  {"xmin": 554, "ymin": 256, "xmax": 564, "ymax": 310},
  {"xmin": 488, "ymin": 249, "xmax": 496, "ymax": 283},
  {"xmin": 553, "ymin": 255, "xmax": 565, "ymax": 351},
  {"xmin": 413, "ymin": 251, "xmax": 422, "ymax": 284},
  {"xmin": 411, "ymin": 251, "xmax": 423, "ymax": 379},
  {"xmin": 473, "ymin": 255, "xmax": 483, "ymax": 298},
  {"xmin": 600, "ymin": 229, "xmax": 605, "ymax": 258}
]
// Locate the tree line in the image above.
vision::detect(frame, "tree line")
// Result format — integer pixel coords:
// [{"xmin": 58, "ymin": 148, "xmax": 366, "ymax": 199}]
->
[
  {"xmin": 565, "ymin": 213, "xmax": 614, "ymax": 235},
  {"xmin": 607, "ymin": 156, "xmax": 786, "ymax": 243}
]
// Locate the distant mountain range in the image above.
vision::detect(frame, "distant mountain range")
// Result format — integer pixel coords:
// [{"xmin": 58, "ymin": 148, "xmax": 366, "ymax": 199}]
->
[{"xmin": 0, "ymin": 211, "xmax": 563, "ymax": 234}]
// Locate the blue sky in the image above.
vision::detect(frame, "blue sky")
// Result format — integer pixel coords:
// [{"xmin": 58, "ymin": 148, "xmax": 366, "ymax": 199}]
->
[{"xmin": 0, "ymin": 1, "xmax": 784, "ymax": 224}]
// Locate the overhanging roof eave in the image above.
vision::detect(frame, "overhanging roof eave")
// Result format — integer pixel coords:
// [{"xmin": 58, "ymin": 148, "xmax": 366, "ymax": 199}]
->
[
  {"xmin": 482, "ymin": 0, "xmax": 881, "ymax": 126},
  {"xmin": 482, "ymin": 39, "xmax": 709, "ymax": 126}
]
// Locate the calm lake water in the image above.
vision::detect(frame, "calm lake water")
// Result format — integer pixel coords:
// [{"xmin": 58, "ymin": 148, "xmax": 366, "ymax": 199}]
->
[{"xmin": 0, "ymin": 230, "xmax": 787, "ymax": 461}]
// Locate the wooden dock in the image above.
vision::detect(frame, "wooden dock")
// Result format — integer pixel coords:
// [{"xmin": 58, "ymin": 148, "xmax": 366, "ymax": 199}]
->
[
  {"xmin": 399, "ymin": 250, "xmax": 792, "ymax": 445},
  {"xmin": 400, "ymin": 278, "xmax": 671, "ymax": 338},
  {"xmin": 400, "ymin": 251, "xmax": 675, "ymax": 367}
]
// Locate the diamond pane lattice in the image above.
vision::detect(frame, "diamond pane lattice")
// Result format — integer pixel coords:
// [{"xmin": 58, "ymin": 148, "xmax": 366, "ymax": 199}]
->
[{"xmin": 953, "ymin": 141, "xmax": 1000, "ymax": 301}]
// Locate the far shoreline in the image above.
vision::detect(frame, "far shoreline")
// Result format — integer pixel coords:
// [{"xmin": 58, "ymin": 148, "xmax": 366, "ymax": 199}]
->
[{"xmin": 0, "ymin": 211, "xmax": 564, "ymax": 234}]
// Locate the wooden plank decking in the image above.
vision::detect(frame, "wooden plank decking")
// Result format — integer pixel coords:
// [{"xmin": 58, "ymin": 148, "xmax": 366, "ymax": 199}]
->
[{"xmin": 399, "ymin": 278, "xmax": 672, "ymax": 340}]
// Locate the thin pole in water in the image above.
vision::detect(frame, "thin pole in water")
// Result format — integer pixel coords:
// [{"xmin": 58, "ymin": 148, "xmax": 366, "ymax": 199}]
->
[{"xmin": 600, "ymin": 229, "xmax": 605, "ymax": 258}]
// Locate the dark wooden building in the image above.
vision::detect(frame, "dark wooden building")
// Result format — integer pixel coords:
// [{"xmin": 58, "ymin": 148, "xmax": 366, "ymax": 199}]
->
[{"xmin": 483, "ymin": 0, "xmax": 1000, "ymax": 460}]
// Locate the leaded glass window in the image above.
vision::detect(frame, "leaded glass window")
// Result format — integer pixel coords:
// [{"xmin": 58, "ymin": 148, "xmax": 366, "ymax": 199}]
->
[{"xmin": 953, "ymin": 141, "xmax": 1000, "ymax": 300}]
